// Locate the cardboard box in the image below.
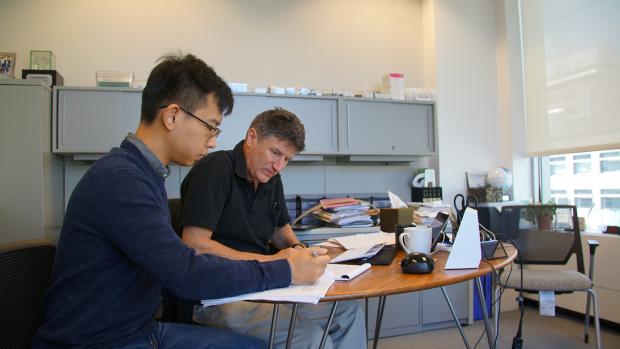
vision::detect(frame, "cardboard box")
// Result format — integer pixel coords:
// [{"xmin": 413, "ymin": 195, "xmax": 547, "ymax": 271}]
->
[{"xmin": 380, "ymin": 207, "xmax": 414, "ymax": 233}]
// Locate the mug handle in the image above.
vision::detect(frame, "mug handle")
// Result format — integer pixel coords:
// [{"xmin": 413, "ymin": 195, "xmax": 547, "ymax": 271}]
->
[{"xmin": 399, "ymin": 232, "xmax": 411, "ymax": 254}]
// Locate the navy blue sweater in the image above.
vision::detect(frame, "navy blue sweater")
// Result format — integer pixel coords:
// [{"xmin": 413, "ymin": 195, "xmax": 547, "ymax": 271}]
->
[{"xmin": 32, "ymin": 141, "xmax": 291, "ymax": 348}]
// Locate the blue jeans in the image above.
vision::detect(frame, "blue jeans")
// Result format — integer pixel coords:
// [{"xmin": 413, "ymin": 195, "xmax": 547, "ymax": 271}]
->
[{"xmin": 116, "ymin": 321, "xmax": 266, "ymax": 349}]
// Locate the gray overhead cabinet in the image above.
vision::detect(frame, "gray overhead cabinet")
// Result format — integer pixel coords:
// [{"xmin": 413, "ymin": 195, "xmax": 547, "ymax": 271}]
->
[
  {"xmin": 53, "ymin": 87, "xmax": 141, "ymax": 154},
  {"xmin": 214, "ymin": 94, "xmax": 339, "ymax": 160},
  {"xmin": 52, "ymin": 87, "xmax": 435, "ymax": 160},
  {"xmin": 339, "ymin": 99, "xmax": 435, "ymax": 161}
]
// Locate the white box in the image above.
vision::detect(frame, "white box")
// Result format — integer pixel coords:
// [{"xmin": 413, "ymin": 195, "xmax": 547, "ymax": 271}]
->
[
  {"xmin": 228, "ymin": 83, "xmax": 248, "ymax": 93},
  {"xmin": 383, "ymin": 73, "xmax": 405, "ymax": 100},
  {"xmin": 405, "ymin": 88, "xmax": 435, "ymax": 101}
]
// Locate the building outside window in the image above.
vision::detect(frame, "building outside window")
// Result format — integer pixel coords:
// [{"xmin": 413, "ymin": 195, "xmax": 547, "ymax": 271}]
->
[
  {"xmin": 600, "ymin": 151, "xmax": 620, "ymax": 173},
  {"xmin": 573, "ymin": 154, "xmax": 591, "ymax": 174},
  {"xmin": 542, "ymin": 149, "xmax": 620, "ymax": 230}
]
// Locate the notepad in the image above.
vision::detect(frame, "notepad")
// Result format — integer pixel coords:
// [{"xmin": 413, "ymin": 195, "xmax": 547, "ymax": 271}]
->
[{"xmin": 327, "ymin": 263, "xmax": 371, "ymax": 281}]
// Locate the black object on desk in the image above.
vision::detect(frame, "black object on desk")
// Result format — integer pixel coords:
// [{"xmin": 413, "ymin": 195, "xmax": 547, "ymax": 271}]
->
[
  {"xmin": 401, "ymin": 252, "xmax": 435, "ymax": 274},
  {"xmin": 453, "ymin": 194, "xmax": 478, "ymax": 224},
  {"xmin": 344, "ymin": 244, "xmax": 397, "ymax": 265}
]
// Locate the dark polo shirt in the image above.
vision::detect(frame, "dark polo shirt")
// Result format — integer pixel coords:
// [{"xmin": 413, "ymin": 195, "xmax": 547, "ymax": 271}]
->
[{"xmin": 180, "ymin": 141, "xmax": 290, "ymax": 254}]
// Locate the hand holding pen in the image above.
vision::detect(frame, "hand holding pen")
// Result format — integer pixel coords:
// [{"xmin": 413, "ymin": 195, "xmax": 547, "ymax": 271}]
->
[{"xmin": 287, "ymin": 247, "xmax": 329, "ymax": 285}]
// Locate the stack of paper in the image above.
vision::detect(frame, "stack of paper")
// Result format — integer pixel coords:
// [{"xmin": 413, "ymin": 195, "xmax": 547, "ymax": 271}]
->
[
  {"xmin": 314, "ymin": 232, "xmax": 395, "ymax": 250},
  {"xmin": 409, "ymin": 202, "xmax": 451, "ymax": 226},
  {"xmin": 313, "ymin": 197, "xmax": 373, "ymax": 227},
  {"xmin": 201, "ymin": 272, "xmax": 335, "ymax": 307}
]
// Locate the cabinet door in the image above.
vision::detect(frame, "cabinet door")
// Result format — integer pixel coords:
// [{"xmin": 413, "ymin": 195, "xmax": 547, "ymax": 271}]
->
[
  {"xmin": 422, "ymin": 282, "xmax": 469, "ymax": 325},
  {"xmin": 340, "ymin": 100, "xmax": 434, "ymax": 155},
  {"xmin": 55, "ymin": 89, "xmax": 141, "ymax": 153},
  {"xmin": 215, "ymin": 95, "xmax": 338, "ymax": 155}
]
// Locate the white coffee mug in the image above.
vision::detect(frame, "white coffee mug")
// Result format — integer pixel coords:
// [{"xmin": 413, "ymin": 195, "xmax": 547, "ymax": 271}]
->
[{"xmin": 399, "ymin": 226, "xmax": 432, "ymax": 254}]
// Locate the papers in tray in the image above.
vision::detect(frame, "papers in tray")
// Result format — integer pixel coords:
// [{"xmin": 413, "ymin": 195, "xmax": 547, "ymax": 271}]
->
[
  {"xmin": 329, "ymin": 243, "xmax": 386, "ymax": 263},
  {"xmin": 328, "ymin": 263, "xmax": 371, "ymax": 281},
  {"xmin": 201, "ymin": 272, "xmax": 335, "ymax": 307},
  {"xmin": 329, "ymin": 232, "xmax": 395, "ymax": 250}
]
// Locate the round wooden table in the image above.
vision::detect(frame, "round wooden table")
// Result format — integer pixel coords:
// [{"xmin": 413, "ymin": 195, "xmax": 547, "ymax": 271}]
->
[{"xmin": 276, "ymin": 244, "xmax": 517, "ymax": 349}]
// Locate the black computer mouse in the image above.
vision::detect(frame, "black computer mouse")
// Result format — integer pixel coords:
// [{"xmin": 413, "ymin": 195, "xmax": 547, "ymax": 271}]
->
[{"xmin": 400, "ymin": 252, "xmax": 435, "ymax": 274}]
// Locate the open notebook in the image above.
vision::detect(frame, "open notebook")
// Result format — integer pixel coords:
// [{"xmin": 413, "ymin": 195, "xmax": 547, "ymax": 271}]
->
[{"xmin": 328, "ymin": 263, "xmax": 371, "ymax": 281}]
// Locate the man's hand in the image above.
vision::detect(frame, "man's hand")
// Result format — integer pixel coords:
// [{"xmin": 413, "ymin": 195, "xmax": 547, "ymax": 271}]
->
[{"xmin": 287, "ymin": 247, "xmax": 330, "ymax": 285}]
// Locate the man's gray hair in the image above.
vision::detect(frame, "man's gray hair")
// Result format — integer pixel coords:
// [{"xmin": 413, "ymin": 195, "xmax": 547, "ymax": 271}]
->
[{"xmin": 250, "ymin": 108, "xmax": 305, "ymax": 152}]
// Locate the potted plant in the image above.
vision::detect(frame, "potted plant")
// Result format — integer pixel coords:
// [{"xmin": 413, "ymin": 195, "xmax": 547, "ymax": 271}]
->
[{"xmin": 523, "ymin": 201, "xmax": 557, "ymax": 230}]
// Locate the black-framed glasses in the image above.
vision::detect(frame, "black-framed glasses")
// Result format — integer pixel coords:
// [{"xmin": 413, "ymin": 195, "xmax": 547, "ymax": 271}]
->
[{"xmin": 160, "ymin": 104, "xmax": 221, "ymax": 138}]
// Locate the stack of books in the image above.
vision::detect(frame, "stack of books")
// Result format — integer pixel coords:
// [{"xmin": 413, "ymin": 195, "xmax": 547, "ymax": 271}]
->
[{"xmin": 313, "ymin": 197, "xmax": 374, "ymax": 227}]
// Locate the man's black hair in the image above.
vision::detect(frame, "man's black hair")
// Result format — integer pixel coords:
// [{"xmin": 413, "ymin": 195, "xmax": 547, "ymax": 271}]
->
[
  {"xmin": 141, "ymin": 53, "xmax": 233, "ymax": 124},
  {"xmin": 250, "ymin": 108, "xmax": 305, "ymax": 152}
]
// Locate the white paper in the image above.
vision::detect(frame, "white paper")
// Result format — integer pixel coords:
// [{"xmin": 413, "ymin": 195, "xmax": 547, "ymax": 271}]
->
[
  {"xmin": 539, "ymin": 290, "xmax": 556, "ymax": 316},
  {"xmin": 327, "ymin": 263, "xmax": 371, "ymax": 281},
  {"xmin": 445, "ymin": 208, "xmax": 482, "ymax": 269},
  {"xmin": 201, "ymin": 272, "xmax": 335, "ymax": 307},
  {"xmin": 388, "ymin": 191, "xmax": 408, "ymax": 208},
  {"xmin": 329, "ymin": 243, "xmax": 385, "ymax": 263},
  {"xmin": 331, "ymin": 232, "xmax": 395, "ymax": 250}
]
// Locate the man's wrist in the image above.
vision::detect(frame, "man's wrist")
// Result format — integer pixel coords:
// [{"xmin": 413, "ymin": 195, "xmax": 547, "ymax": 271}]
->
[{"xmin": 291, "ymin": 242, "xmax": 307, "ymax": 249}]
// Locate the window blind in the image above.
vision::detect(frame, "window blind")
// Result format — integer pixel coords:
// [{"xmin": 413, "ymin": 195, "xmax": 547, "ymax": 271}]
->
[{"xmin": 521, "ymin": 0, "xmax": 620, "ymax": 156}]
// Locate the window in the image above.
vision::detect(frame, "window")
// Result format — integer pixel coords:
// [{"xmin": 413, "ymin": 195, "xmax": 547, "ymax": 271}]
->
[
  {"xmin": 550, "ymin": 156, "xmax": 567, "ymax": 175},
  {"xmin": 550, "ymin": 189, "xmax": 569, "ymax": 205},
  {"xmin": 600, "ymin": 151, "xmax": 620, "ymax": 173},
  {"xmin": 542, "ymin": 149, "xmax": 620, "ymax": 229},
  {"xmin": 573, "ymin": 154, "xmax": 591, "ymax": 174}
]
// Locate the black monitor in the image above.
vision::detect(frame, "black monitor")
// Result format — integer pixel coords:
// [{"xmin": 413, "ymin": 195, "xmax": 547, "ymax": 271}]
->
[{"xmin": 430, "ymin": 212, "xmax": 450, "ymax": 251}]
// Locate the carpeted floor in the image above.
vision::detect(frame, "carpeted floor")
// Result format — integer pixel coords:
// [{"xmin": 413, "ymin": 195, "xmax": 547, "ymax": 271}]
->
[{"xmin": 369, "ymin": 305, "xmax": 620, "ymax": 348}]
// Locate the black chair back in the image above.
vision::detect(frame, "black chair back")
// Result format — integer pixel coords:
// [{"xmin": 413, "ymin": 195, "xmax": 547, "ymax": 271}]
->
[
  {"xmin": 168, "ymin": 198, "xmax": 182, "ymax": 237},
  {"xmin": 0, "ymin": 240, "xmax": 55, "ymax": 349},
  {"xmin": 499, "ymin": 205, "xmax": 585, "ymax": 273}
]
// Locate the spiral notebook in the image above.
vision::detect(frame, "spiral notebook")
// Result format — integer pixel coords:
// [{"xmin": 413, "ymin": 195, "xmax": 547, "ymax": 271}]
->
[{"xmin": 327, "ymin": 263, "xmax": 371, "ymax": 281}]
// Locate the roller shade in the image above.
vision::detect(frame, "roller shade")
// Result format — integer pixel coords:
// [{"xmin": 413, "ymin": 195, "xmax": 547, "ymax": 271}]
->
[{"xmin": 521, "ymin": 0, "xmax": 620, "ymax": 156}]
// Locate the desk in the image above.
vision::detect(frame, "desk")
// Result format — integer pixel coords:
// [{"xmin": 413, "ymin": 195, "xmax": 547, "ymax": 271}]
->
[{"xmin": 271, "ymin": 244, "xmax": 517, "ymax": 349}]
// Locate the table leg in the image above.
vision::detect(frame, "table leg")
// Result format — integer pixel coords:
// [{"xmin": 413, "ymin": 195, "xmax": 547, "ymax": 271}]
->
[
  {"xmin": 268, "ymin": 304, "xmax": 279, "ymax": 349},
  {"xmin": 475, "ymin": 277, "xmax": 495, "ymax": 349},
  {"xmin": 319, "ymin": 301, "xmax": 340, "ymax": 349},
  {"xmin": 365, "ymin": 298, "xmax": 369, "ymax": 348},
  {"xmin": 285, "ymin": 303, "xmax": 299, "ymax": 349},
  {"xmin": 441, "ymin": 286, "xmax": 471, "ymax": 349},
  {"xmin": 372, "ymin": 296, "xmax": 387, "ymax": 349}
]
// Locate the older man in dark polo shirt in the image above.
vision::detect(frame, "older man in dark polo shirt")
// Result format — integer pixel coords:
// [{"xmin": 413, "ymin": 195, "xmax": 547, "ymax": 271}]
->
[{"xmin": 180, "ymin": 108, "xmax": 366, "ymax": 349}]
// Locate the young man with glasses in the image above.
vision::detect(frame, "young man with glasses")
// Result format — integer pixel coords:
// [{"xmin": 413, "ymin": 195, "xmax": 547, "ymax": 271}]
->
[
  {"xmin": 32, "ymin": 54, "xmax": 329, "ymax": 349},
  {"xmin": 179, "ymin": 109, "xmax": 366, "ymax": 349}
]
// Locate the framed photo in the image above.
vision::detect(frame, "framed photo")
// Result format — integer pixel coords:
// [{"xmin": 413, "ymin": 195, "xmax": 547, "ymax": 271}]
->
[{"xmin": 1, "ymin": 52, "xmax": 17, "ymax": 79}]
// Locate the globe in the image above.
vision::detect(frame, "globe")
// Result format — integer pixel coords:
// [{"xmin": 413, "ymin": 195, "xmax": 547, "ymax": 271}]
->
[{"xmin": 486, "ymin": 167, "xmax": 513, "ymax": 192}]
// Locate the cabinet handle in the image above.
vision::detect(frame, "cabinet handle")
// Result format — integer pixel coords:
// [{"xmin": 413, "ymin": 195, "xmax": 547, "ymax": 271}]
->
[
  {"xmin": 427, "ymin": 108, "xmax": 433, "ymax": 152},
  {"xmin": 60, "ymin": 93, "xmax": 66, "ymax": 147},
  {"xmin": 346, "ymin": 104, "xmax": 350, "ymax": 148},
  {"xmin": 331, "ymin": 104, "xmax": 337, "ymax": 151}
]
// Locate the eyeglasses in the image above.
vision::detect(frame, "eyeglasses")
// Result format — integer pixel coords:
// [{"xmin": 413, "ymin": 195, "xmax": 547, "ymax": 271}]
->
[{"xmin": 160, "ymin": 104, "xmax": 222, "ymax": 138}]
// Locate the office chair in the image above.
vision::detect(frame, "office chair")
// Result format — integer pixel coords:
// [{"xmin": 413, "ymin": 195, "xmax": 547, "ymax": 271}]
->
[
  {"xmin": 0, "ymin": 239, "xmax": 56, "ymax": 349},
  {"xmin": 160, "ymin": 198, "xmax": 197, "ymax": 324},
  {"xmin": 494, "ymin": 205, "xmax": 601, "ymax": 349}
]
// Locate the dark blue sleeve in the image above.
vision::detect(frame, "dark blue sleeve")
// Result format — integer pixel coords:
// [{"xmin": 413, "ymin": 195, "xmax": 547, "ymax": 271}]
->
[{"xmin": 94, "ymin": 165, "xmax": 291, "ymax": 300}]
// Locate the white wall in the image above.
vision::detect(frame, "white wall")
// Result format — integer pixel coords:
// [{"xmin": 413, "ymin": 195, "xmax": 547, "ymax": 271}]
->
[
  {"xmin": 2, "ymin": 0, "xmax": 528, "ymax": 201},
  {"xmin": 1, "ymin": 0, "xmax": 425, "ymax": 91},
  {"xmin": 429, "ymin": 0, "xmax": 504, "ymax": 203}
]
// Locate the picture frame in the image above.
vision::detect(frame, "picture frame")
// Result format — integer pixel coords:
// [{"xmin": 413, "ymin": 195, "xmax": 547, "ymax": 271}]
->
[{"xmin": 1, "ymin": 52, "xmax": 17, "ymax": 79}]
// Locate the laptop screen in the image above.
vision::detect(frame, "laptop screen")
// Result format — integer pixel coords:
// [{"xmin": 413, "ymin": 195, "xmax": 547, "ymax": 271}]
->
[{"xmin": 430, "ymin": 212, "xmax": 450, "ymax": 249}]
